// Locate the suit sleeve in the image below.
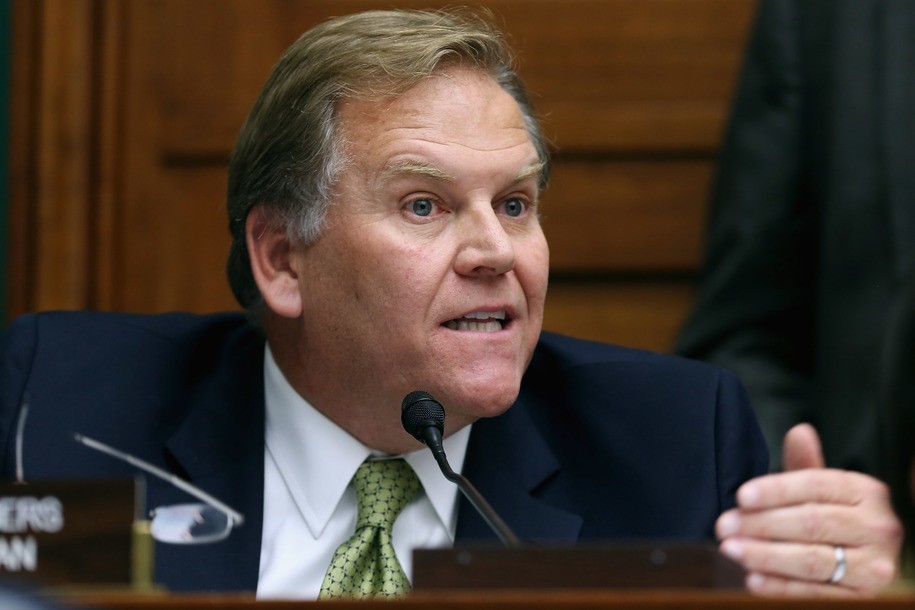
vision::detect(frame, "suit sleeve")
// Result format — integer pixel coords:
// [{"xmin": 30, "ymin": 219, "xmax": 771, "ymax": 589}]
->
[
  {"xmin": 0, "ymin": 314, "xmax": 40, "ymax": 478},
  {"xmin": 675, "ymin": 0, "xmax": 817, "ymax": 470}
]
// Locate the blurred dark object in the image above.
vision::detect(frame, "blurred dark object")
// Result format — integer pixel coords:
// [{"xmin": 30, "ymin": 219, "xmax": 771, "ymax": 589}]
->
[
  {"xmin": 677, "ymin": 0, "xmax": 915, "ymax": 474},
  {"xmin": 0, "ymin": 582, "xmax": 66, "ymax": 610},
  {"xmin": 879, "ymin": 271, "xmax": 915, "ymax": 572}
]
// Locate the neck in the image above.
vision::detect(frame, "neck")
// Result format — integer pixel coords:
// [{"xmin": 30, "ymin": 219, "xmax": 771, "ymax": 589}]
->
[{"xmin": 264, "ymin": 317, "xmax": 436, "ymax": 454}]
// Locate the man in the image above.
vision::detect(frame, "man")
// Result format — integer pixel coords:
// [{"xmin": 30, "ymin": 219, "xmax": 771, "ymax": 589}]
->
[{"xmin": 0, "ymin": 8, "xmax": 901, "ymax": 599}]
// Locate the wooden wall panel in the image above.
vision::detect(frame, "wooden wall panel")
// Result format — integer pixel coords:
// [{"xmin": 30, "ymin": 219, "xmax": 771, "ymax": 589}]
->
[
  {"xmin": 127, "ymin": 165, "xmax": 235, "ymax": 312},
  {"xmin": 545, "ymin": 280, "xmax": 695, "ymax": 354},
  {"xmin": 7, "ymin": 0, "xmax": 37, "ymax": 320},
  {"xmin": 543, "ymin": 160, "xmax": 712, "ymax": 271},
  {"xmin": 92, "ymin": 0, "xmax": 128, "ymax": 310},
  {"xmin": 12, "ymin": 0, "xmax": 96, "ymax": 311},
  {"xmin": 8, "ymin": 0, "xmax": 757, "ymax": 351},
  {"xmin": 509, "ymin": 0, "xmax": 754, "ymax": 153}
]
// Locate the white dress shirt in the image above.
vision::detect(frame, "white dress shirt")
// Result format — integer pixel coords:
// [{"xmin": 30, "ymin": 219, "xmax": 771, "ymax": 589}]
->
[{"xmin": 256, "ymin": 346, "xmax": 470, "ymax": 599}]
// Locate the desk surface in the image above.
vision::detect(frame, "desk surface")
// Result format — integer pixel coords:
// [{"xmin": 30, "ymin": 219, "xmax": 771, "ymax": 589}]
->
[{"xmin": 54, "ymin": 589, "xmax": 915, "ymax": 609}]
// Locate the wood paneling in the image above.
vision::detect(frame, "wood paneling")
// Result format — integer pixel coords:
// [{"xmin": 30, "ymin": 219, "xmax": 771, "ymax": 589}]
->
[
  {"xmin": 8, "ymin": 0, "xmax": 758, "ymax": 350},
  {"xmin": 34, "ymin": 0, "xmax": 96, "ymax": 309},
  {"xmin": 7, "ymin": 0, "xmax": 37, "ymax": 319},
  {"xmin": 543, "ymin": 160, "xmax": 712, "ymax": 271},
  {"xmin": 544, "ymin": 279, "xmax": 695, "ymax": 352}
]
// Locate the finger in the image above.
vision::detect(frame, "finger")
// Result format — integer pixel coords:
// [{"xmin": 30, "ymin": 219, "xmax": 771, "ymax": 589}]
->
[
  {"xmin": 720, "ymin": 538, "xmax": 850, "ymax": 585},
  {"xmin": 734, "ymin": 468, "xmax": 882, "ymax": 510},
  {"xmin": 717, "ymin": 503, "xmax": 877, "ymax": 547},
  {"xmin": 782, "ymin": 423, "xmax": 825, "ymax": 471},
  {"xmin": 720, "ymin": 535, "xmax": 900, "ymax": 596},
  {"xmin": 743, "ymin": 571, "xmax": 863, "ymax": 598}
]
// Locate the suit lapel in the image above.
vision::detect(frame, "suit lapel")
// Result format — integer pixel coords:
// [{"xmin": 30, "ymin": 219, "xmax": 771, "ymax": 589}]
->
[
  {"xmin": 154, "ymin": 326, "xmax": 267, "ymax": 592},
  {"xmin": 456, "ymin": 396, "xmax": 582, "ymax": 544}
]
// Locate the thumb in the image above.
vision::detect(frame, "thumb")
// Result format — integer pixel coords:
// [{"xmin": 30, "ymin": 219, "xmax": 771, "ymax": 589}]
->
[{"xmin": 782, "ymin": 423, "xmax": 825, "ymax": 471}]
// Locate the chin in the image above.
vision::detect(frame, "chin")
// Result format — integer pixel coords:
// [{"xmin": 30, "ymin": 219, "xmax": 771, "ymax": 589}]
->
[{"xmin": 440, "ymin": 378, "xmax": 521, "ymax": 422}]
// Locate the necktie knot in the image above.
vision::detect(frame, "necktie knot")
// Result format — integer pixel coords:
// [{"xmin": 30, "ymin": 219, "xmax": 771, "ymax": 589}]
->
[
  {"xmin": 319, "ymin": 458, "xmax": 421, "ymax": 599},
  {"xmin": 354, "ymin": 459, "xmax": 420, "ymax": 530}
]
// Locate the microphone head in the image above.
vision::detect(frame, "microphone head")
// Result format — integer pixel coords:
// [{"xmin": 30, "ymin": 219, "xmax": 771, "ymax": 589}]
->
[{"xmin": 401, "ymin": 390, "xmax": 445, "ymax": 442}]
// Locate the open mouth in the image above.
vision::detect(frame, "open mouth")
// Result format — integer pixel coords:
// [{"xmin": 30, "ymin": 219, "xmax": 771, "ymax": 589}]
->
[{"xmin": 442, "ymin": 310, "xmax": 508, "ymax": 332}]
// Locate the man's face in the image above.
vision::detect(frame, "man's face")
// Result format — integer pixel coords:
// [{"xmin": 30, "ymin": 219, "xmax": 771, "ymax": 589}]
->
[{"xmin": 288, "ymin": 68, "xmax": 549, "ymax": 439}]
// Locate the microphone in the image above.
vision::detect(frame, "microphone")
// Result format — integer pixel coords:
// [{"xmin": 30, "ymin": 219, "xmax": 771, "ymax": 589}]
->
[{"xmin": 401, "ymin": 391, "xmax": 521, "ymax": 548}]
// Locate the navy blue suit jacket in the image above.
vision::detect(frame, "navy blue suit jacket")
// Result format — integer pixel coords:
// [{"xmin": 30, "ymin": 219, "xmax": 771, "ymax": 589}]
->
[{"xmin": 0, "ymin": 312, "xmax": 767, "ymax": 592}]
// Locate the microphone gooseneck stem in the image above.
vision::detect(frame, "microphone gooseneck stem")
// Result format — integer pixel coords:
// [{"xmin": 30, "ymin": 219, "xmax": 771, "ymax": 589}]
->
[
  {"xmin": 420, "ymin": 427, "xmax": 521, "ymax": 548},
  {"xmin": 453, "ymin": 469, "xmax": 522, "ymax": 548}
]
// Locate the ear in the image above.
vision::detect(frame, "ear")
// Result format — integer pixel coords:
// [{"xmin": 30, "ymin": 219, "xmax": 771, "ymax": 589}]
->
[{"xmin": 246, "ymin": 206, "xmax": 303, "ymax": 318}]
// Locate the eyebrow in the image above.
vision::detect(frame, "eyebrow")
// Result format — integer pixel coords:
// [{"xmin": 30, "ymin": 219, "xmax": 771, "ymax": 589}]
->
[
  {"xmin": 513, "ymin": 161, "xmax": 546, "ymax": 184},
  {"xmin": 379, "ymin": 161, "xmax": 455, "ymax": 183},
  {"xmin": 378, "ymin": 159, "xmax": 545, "ymax": 186}
]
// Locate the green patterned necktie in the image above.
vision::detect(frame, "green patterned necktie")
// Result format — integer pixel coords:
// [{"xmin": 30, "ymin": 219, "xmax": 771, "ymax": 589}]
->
[{"xmin": 319, "ymin": 458, "xmax": 421, "ymax": 599}]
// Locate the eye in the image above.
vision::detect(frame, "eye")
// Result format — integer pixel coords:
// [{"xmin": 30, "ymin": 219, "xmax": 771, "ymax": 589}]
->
[
  {"xmin": 409, "ymin": 198, "xmax": 435, "ymax": 217},
  {"xmin": 502, "ymin": 198, "xmax": 526, "ymax": 218}
]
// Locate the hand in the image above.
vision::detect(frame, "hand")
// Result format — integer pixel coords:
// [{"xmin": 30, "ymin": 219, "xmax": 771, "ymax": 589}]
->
[{"xmin": 715, "ymin": 423, "xmax": 903, "ymax": 597}]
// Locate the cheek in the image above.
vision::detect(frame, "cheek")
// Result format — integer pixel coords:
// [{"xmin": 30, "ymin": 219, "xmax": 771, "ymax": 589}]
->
[
  {"xmin": 350, "ymin": 239, "xmax": 450, "ymax": 320},
  {"xmin": 518, "ymin": 235, "xmax": 550, "ymax": 309},
  {"xmin": 297, "ymin": 230, "xmax": 388, "ymax": 328}
]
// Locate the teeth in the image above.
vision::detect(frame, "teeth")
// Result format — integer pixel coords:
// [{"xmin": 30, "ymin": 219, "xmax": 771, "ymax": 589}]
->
[
  {"xmin": 443, "ymin": 320, "xmax": 503, "ymax": 332},
  {"xmin": 463, "ymin": 310, "xmax": 506, "ymax": 320},
  {"xmin": 442, "ymin": 310, "xmax": 508, "ymax": 332}
]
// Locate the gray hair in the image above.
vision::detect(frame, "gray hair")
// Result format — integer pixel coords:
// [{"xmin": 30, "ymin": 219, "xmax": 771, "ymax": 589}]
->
[{"xmin": 226, "ymin": 8, "xmax": 551, "ymax": 309}]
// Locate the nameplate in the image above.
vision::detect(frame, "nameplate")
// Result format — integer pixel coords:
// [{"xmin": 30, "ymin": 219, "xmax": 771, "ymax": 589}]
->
[
  {"xmin": 414, "ymin": 543, "xmax": 745, "ymax": 590},
  {"xmin": 0, "ymin": 480, "xmax": 136, "ymax": 587}
]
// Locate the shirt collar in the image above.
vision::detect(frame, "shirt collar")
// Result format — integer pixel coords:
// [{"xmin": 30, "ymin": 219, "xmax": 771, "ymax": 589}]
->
[{"xmin": 263, "ymin": 346, "xmax": 470, "ymax": 539}]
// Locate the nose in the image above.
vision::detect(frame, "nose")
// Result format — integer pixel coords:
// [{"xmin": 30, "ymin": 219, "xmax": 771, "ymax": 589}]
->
[{"xmin": 453, "ymin": 207, "xmax": 515, "ymax": 277}]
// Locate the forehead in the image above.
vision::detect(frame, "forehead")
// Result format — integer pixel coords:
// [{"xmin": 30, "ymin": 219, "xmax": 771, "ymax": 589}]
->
[{"xmin": 336, "ymin": 68, "xmax": 539, "ymax": 176}]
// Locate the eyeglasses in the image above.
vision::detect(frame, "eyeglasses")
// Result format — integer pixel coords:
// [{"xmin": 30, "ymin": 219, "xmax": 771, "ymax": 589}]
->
[
  {"xmin": 15, "ymin": 394, "xmax": 244, "ymax": 545},
  {"xmin": 73, "ymin": 434, "xmax": 245, "ymax": 544},
  {"xmin": 149, "ymin": 503, "xmax": 233, "ymax": 544}
]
